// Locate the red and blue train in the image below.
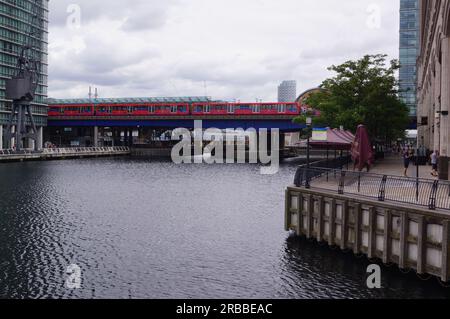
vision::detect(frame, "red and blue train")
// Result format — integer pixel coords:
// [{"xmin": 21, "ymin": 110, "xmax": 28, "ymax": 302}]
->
[{"xmin": 48, "ymin": 102, "xmax": 310, "ymax": 117}]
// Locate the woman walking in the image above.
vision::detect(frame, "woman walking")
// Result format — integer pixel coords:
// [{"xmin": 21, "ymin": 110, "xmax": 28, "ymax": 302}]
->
[
  {"xmin": 431, "ymin": 150, "xmax": 439, "ymax": 177},
  {"xmin": 403, "ymin": 147, "xmax": 412, "ymax": 177}
]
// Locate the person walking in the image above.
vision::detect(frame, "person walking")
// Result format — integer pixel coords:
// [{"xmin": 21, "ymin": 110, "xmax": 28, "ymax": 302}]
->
[
  {"xmin": 403, "ymin": 147, "xmax": 412, "ymax": 177},
  {"xmin": 431, "ymin": 150, "xmax": 439, "ymax": 177}
]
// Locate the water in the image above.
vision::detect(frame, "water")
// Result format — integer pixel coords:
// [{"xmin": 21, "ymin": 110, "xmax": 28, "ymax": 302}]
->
[{"xmin": 0, "ymin": 158, "xmax": 449, "ymax": 299}]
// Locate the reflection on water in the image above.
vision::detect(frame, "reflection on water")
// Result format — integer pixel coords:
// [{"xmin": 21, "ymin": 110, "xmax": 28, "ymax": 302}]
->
[{"xmin": 0, "ymin": 158, "xmax": 449, "ymax": 299}]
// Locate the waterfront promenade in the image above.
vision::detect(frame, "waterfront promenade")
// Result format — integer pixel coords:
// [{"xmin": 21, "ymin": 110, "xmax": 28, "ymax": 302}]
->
[
  {"xmin": 369, "ymin": 156, "xmax": 437, "ymax": 180},
  {"xmin": 286, "ymin": 154, "xmax": 450, "ymax": 282},
  {"xmin": 0, "ymin": 147, "xmax": 130, "ymax": 163}
]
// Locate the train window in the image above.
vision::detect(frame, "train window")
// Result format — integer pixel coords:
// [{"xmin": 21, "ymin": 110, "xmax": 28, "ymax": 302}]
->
[
  {"xmin": 278, "ymin": 104, "xmax": 286, "ymax": 113},
  {"xmin": 49, "ymin": 107, "xmax": 61, "ymax": 113},
  {"xmin": 251, "ymin": 104, "xmax": 259, "ymax": 113}
]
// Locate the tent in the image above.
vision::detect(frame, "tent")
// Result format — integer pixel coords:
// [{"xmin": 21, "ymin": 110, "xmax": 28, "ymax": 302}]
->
[{"xmin": 310, "ymin": 128, "xmax": 355, "ymax": 150}]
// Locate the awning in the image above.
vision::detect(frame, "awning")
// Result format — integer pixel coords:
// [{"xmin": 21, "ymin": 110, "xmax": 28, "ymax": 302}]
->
[{"xmin": 310, "ymin": 128, "xmax": 355, "ymax": 150}]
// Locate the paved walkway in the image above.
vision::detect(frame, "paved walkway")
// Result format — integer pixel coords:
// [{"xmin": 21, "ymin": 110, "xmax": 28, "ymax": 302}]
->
[
  {"xmin": 305, "ymin": 155, "xmax": 449, "ymax": 212},
  {"xmin": 368, "ymin": 155, "xmax": 437, "ymax": 180}
]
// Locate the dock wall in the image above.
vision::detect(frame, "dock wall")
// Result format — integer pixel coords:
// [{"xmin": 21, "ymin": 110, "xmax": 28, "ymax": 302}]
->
[{"xmin": 285, "ymin": 186, "xmax": 450, "ymax": 282}]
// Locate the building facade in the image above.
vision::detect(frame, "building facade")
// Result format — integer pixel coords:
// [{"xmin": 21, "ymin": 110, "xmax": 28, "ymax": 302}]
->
[
  {"xmin": 0, "ymin": 0, "xmax": 49, "ymax": 150},
  {"xmin": 417, "ymin": 0, "xmax": 450, "ymax": 179},
  {"xmin": 399, "ymin": 0, "xmax": 420, "ymax": 117},
  {"xmin": 278, "ymin": 80, "xmax": 297, "ymax": 103}
]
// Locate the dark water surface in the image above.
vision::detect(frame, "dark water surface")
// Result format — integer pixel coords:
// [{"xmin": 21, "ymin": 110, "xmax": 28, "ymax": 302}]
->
[{"xmin": 0, "ymin": 158, "xmax": 449, "ymax": 299}]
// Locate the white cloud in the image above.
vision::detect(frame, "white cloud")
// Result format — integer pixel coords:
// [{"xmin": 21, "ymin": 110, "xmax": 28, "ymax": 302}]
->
[{"xmin": 48, "ymin": 0, "xmax": 400, "ymax": 101}]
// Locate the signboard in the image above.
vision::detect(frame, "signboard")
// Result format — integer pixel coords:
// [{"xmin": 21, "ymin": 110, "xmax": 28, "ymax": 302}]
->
[{"xmin": 312, "ymin": 128, "xmax": 328, "ymax": 142}]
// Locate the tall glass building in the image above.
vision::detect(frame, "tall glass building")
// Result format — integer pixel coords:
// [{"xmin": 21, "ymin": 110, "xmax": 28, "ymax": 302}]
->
[
  {"xmin": 0, "ymin": 0, "xmax": 49, "ymax": 148},
  {"xmin": 399, "ymin": 0, "xmax": 420, "ymax": 117}
]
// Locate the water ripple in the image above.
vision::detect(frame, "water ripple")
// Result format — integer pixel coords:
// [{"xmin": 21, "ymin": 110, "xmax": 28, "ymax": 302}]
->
[{"xmin": 0, "ymin": 158, "xmax": 449, "ymax": 299}]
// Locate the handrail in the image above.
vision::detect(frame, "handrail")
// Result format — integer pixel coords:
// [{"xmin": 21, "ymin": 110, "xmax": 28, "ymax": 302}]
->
[
  {"xmin": 294, "ymin": 166, "xmax": 450, "ymax": 211},
  {"xmin": 0, "ymin": 146, "xmax": 130, "ymax": 156}
]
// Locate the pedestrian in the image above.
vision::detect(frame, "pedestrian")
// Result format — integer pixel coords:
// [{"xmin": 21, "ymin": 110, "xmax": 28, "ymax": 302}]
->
[
  {"xmin": 431, "ymin": 150, "xmax": 439, "ymax": 177},
  {"xmin": 403, "ymin": 147, "xmax": 412, "ymax": 177}
]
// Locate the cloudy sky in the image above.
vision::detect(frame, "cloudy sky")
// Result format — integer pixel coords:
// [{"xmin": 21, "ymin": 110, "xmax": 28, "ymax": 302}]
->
[{"xmin": 48, "ymin": 0, "xmax": 400, "ymax": 102}]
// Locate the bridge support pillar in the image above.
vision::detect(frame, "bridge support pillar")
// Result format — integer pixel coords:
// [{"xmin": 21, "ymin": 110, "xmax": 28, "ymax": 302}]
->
[
  {"xmin": 128, "ymin": 128, "xmax": 134, "ymax": 147},
  {"xmin": 279, "ymin": 132, "xmax": 286, "ymax": 160},
  {"xmin": 27, "ymin": 135, "xmax": 35, "ymax": 150},
  {"xmin": 94, "ymin": 126, "xmax": 99, "ymax": 147},
  {"xmin": 10, "ymin": 125, "xmax": 15, "ymax": 149},
  {"xmin": 0, "ymin": 124, "xmax": 3, "ymax": 150},
  {"xmin": 37, "ymin": 126, "xmax": 43, "ymax": 150}
]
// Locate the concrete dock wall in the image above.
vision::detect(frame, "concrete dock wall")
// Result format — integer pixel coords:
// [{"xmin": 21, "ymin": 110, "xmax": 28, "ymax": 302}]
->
[
  {"xmin": 285, "ymin": 187, "xmax": 450, "ymax": 282},
  {"xmin": 0, "ymin": 147, "xmax": 130, "ymax": 163}
]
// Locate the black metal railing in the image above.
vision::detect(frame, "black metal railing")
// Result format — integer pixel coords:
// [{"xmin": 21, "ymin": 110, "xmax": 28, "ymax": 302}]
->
[{"xmin": 294, "ymin": 167, "xmax": 450, "ymax": 211}]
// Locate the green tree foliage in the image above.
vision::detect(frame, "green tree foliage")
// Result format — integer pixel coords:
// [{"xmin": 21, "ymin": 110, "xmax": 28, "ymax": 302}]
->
[{"xmin": 294, "ymin": 54, "xmax": 410, "ymax": 142}]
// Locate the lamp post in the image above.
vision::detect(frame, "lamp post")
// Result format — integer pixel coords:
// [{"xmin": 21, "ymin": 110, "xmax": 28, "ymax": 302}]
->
[
  {"xmin": 306, "ymin": 117, "xmax": 312, "ymax": 169},
  {"xmin": 304, "ymin": 117, "xmax": 313, "ymax": 189}
]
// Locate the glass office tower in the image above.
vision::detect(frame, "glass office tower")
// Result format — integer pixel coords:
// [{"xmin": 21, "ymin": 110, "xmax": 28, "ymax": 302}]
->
[
  {"xmin": 0, "ymin": 0, "xmax": 49, "ymax": 140},
  {"xmin": 399, "ymin": 0, "xmax": 420, "ymax": 117}
]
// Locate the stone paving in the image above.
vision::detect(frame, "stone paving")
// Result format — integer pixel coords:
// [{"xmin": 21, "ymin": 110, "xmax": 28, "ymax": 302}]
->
[{"xmin": 304, "ymin": 156, "xmax": 450, "ymax": 212}]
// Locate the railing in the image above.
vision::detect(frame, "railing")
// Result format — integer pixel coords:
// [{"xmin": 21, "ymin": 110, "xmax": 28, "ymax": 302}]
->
[
  {"xmin": 41, "ymin": 146, "xmax": 130, "ymax": 155},
  {"xmin": 0, "ymin": 149, "xmax": 36, "ymax": 155},
  {"xmin": 294, "ymin": 167, "xmax": 450, "ymax": 211},
  {"xmin": 0, "ymin": 146, "xmax": 130, "ymax": 156}
]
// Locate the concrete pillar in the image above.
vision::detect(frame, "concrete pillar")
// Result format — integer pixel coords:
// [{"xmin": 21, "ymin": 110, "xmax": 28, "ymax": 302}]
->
[
  {"xmin": 440, "ymin": 37, "xmax": 450, "ymax": 179},
  {"xmin": 10, "ymin": 125, "xmax": 15, "ymax": 149},
  {"xmin": 28, "ymin": 137, "xmax": 35, "ymax": 150},
  {"xmin": 128, "ymin": 128, "xmax": 133, "ymax": 147},
  {"xmin": 94, "ymin": 126, "xmax": 99, "ymax": 147},
  {"xmin": 37, "ymin": 126, "xmax": 43, "ymax": 150},
  {"xmin": 0, "ymin": 124, "xmax": 3, "ymax": 150}
]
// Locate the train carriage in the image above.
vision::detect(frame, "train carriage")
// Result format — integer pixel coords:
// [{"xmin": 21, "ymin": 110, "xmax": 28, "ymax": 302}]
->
[{"xmin": 48, "ymin": 100, "xmax": 302, "ymax": 117}]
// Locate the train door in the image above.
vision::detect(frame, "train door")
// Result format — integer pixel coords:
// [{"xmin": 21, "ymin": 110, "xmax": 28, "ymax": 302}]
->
[
  {"xmin": 227, "ymin": 104, "xmax": 234, "ymax": 114},
  {"xmin": 204, "ymin": 104, "xmax": 210, "ymax": 113},
  {"xmin": 171, "ymin": 105, "xmax": 177, "ymax": 113}
]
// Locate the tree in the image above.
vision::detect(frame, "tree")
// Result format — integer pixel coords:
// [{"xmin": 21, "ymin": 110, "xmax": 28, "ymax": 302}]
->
[{"xmin": 294, "ymin": 54, "xmax": 410, "ymax": 142}]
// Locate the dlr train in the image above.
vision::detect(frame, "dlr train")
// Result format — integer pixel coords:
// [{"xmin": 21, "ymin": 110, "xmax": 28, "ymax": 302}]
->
[{"xmin": 48, "ymin": 101, "xmax": 313, "ymax": 117}]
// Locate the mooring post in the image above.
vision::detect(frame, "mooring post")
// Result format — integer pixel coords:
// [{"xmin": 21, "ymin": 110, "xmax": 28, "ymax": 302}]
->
[
  {"xmin": 285, "ymin": 189, "xmax": 291, "ymax": 232},
  {"xmin": 417, "ymin": 216, "xmax": 427, "ymax": 274},
  {"xmin": 317, "ymin": 197, "xmax": 325, "ymax": 242},
  {"xmin": 383, "ymin": 210, "xmax": 392, "ymax": 264},
  {"xmin": 340, "ymin": 201, "xmax": 348, "ymax": 250},
  {"xmin": 368, "ymin": 207, "xmax": 376, "ymax": 259},
  {"xmin": 441, "ymin": 220, "xmax": 450, "ymax": 282},
  {"xmin": 399, "ymin": 212, "xmax": 408, "ymax": 270},
  {"xmin": 297, "ymin": 193, "xmax": 304, "ymax": 236},
  {"xmin": 306, "ymin": 195, "xmax": 314, "ymax": 238},
  {"xmin": 353, "ymin": 204, "xmax": 362, "ymax": 254},
  {"xmin": 329, "ymin": 199, "xmax": 336, "ymax": 246}
]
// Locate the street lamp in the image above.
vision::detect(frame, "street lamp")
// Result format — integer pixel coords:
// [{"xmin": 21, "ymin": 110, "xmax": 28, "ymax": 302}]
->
[
  {"xmin": 306, "ymin": 117, "xmax": 312, "ymax": 169},
  {"xmin": 304, "ymin": 117, "xmax": 313, "ymax": 189}
]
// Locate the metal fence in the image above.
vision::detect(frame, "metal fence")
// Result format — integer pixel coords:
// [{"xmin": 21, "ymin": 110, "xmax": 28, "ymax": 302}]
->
[
  {"xmin": 0, "ymin": 146, "xmax": 130, "ymax": 156},
  {"xmin": 41, "ymin": 147, "xmax": 130, "ymax": 155},
  {"xmin": 294, "ymin": 166, "xmax": 450, "ymax": 211}
]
